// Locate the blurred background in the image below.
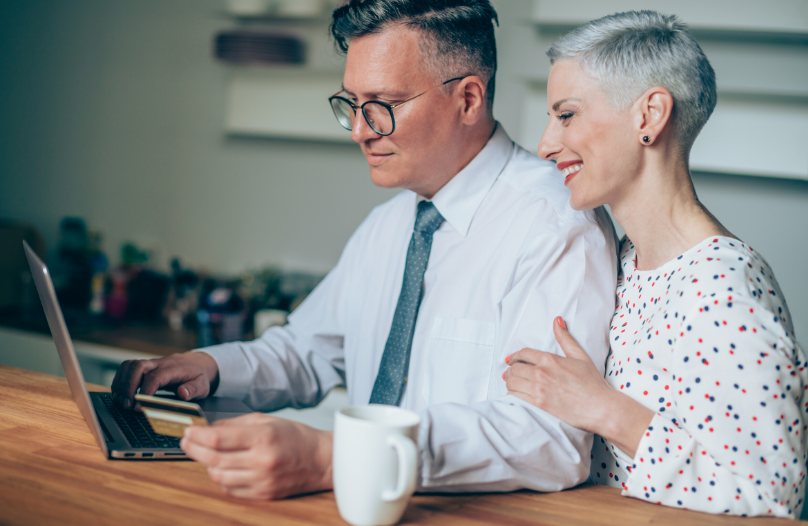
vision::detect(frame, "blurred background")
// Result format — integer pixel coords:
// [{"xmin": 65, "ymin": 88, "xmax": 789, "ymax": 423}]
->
[{"xmin": 0, "ymin": 0, "xmax": 806, "ymax": 432}]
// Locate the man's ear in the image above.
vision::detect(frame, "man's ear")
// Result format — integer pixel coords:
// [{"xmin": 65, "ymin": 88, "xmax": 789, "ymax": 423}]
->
[
  {"xmin": 633, "ymin": 85, "xmax": 673, "ymax": 146},
  {"xmin": 457, "ymin": 76, "xmax": 488, "ymax": 125}
]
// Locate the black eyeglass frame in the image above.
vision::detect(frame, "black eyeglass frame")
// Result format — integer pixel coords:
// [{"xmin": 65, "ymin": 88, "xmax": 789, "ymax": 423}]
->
[{"xmin": 328, "ymin": 76, "xmax": 467, "ymax": 136}]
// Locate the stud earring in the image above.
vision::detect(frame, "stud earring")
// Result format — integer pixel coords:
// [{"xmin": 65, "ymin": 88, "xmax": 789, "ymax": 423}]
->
[{"xmin": 643, "ymin": 136, "xmax": 650, "ymax": 143}]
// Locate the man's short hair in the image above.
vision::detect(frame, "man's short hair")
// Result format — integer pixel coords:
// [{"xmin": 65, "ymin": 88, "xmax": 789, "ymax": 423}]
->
[
  {"xmin": 547, "ymin": 11, "xmax": 717, "ymax": 154},
  {"xmin": 330, "ymin": 0, "xmax": 499, "ymax": 108}
]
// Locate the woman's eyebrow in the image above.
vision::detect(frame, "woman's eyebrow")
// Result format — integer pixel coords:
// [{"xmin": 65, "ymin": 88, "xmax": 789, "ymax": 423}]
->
[{"xmin": 552, "ymin": 98, "xmax": 582, "ymax": 111}]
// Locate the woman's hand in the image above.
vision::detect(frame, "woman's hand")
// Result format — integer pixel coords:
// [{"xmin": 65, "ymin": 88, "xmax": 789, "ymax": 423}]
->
[
  {"xmin": 504, "ymin": 317, "xmax": 654, "ymax": 457},
  {"xmin": 504, "ymin": 317, "xmax": 613, "ymax": 434}
]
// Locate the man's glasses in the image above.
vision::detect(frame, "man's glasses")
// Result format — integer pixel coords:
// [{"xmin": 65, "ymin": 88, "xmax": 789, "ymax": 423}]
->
[{"xmin": 328, "ymin": 77, "xmax": 466, "ymax": 136}]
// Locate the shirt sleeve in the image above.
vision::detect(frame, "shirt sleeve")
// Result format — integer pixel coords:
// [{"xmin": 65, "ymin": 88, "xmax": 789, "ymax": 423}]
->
[
  {"xmin": 200, "ymin": 229, "xmax": 360, "ymax": 412},
  {"xmin": 622, "ymin": 298, "xmax": 808, "ymax": 518},
  {"xmin": 417, "ymin": 206, "xmax": 618, "ymax": 492}
]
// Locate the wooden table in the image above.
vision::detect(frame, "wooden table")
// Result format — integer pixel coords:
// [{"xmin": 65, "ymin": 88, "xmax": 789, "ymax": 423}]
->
[{"xmin": 0, "ymin": 364, "xmax": 799, "ymax": 526}]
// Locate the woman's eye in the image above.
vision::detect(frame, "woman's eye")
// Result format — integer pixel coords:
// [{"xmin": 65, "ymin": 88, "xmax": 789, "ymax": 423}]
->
[{"xmin": 558, "ymin": 112, "xmax": 574, "ymax": 121}]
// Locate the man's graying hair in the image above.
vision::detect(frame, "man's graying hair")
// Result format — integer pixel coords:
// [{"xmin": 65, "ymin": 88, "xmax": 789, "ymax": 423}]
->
[
  {"xmin": 548, "ymin": 11, "xmax": 717, "ymax": 153},
  {"xmin": 330, "ymin": 0, "xmax": 499, "ymax": 108}
]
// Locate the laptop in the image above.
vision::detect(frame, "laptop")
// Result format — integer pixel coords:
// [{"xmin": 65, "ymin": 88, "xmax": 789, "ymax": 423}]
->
[{"xmin": 23, "ymin": 240, "xmax": 251, "ymax": 459}]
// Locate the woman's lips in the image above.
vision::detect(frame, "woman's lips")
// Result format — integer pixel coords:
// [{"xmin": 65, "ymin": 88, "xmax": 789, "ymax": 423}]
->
[
  {"xmin": 557, "ymin": 160, "xmax": 583, "ymax": 185},
  {"xmin": 557, "ymin": 159, "xmax": 583, "ymax": 171}
]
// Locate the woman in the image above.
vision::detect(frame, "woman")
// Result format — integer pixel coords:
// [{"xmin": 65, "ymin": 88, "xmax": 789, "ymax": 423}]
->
[{"xmin": 503, "ymin": 10, "xmax": 807, "ymax": 518}]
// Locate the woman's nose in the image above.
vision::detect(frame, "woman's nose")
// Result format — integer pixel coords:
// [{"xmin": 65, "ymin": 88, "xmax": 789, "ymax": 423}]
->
[{"xmin": 537, "ymin": 122, "xmax": 562, "ymax": 161}]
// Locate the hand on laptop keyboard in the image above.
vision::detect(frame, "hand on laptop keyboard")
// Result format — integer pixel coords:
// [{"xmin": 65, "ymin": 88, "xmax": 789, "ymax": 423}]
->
[{"xmin": 111, "ymin": 352, "xmax": 220, "ymax": 410}]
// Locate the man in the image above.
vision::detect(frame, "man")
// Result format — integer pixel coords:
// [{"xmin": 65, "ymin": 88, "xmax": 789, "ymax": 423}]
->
[{"xmin": 112, "ymin": 0, "xmax": 617, "ymax": 500}]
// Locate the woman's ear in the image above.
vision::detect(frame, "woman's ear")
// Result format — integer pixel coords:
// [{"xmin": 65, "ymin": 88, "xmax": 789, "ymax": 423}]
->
[
  {"xmin": 458, "ymin": 75, "xmax": 488, "ymax": 125},
  {"xmin": 634, "ymin": 86, "xmax": 674, "ymax": 146}
]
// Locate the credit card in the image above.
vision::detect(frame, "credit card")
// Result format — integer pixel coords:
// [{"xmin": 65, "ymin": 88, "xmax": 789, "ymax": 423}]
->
[{"xmin": 135, "ymin": 394, "xmax": 209, "ymax": 438}]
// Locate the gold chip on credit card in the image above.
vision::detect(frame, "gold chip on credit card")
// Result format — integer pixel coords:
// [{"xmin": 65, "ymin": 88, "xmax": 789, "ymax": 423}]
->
[{"xmin": 135, "ymin": 394, "xmax": 209, "ymax": 437}]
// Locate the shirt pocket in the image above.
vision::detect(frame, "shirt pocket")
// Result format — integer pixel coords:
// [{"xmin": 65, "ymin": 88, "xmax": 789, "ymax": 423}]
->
[{"xmin": 421, "ymin": 317, "xmax": 496, "ymax": 406}]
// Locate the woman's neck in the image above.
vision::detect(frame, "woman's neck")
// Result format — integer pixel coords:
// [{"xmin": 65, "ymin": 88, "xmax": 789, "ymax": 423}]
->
[{"xmin": 610, "ymin": 157, "xmax": 736, "ymax": 271}]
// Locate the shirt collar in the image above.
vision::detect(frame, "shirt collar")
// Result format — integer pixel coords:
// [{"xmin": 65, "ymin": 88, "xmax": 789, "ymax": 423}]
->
[{"xmin": 415, "ymin": 123, "xmax": 514, "ymax": 237}]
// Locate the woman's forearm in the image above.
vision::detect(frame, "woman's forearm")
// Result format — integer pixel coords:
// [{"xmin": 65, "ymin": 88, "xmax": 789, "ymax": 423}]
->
[{"xmin": 593, "ymin": 389, "xmax": 655, "ymax": 458}]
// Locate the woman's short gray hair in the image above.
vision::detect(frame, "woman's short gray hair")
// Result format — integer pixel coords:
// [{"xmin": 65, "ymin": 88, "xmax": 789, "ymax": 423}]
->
[{"xmin": 548, "ymin": 10, "xmax": 717, "ymax": 152}]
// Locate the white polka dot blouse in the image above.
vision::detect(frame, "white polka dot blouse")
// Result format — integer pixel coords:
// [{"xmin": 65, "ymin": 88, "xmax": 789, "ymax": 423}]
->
[{"xmin": 592, "ymin": 236, "xmax": 807, "ymax": 518}]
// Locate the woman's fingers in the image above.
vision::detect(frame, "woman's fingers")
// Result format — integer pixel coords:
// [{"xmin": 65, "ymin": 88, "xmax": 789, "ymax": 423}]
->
[
  {"xmin": 505, "ymin": 317, "xmax": 593, "ymax": 365},
  {"xmin": 506, "ymin": 362, "xmax": 541, "ymax": 380},
  {"xmin": 506, "ymin": 369, "xmax": 550, "ymax": 410},
  {"xmin": 506, "ymin": 347, "xmax": 549, "ymax": 367},
  {"xmin": 553, "ymin": 316, "xmax": 592, "ymax": 362}
]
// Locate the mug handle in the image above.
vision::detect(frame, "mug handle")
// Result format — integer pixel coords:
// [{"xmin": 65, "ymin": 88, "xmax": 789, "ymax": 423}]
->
[{"xmin": 381, "ymin": 434, "xmax": 417, "ymax": 502}]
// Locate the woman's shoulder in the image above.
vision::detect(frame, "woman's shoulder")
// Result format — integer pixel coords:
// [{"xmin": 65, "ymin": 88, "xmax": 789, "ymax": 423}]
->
[
  {"xmin": 682, "ymin": 237, "xmax": 791, "ymax": 323},
  {"xmin": 666, "ymin": 237, "xmax": 798, "ymax": 349}
]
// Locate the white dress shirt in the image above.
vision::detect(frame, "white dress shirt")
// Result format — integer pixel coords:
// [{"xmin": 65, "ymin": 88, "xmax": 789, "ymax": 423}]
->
[{"xmin": 203, "ymin": 124, "xmax": 618, "ymax": 492}]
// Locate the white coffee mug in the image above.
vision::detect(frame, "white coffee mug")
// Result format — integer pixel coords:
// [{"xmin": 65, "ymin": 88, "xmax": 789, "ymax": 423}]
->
[{"xmin": 333, "ymin": 405, "xmax": 420, "ymax": 526}]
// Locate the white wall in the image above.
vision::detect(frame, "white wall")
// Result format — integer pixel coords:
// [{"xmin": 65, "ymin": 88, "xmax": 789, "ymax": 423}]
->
[
  {"xmin": 0, "ymin": 0, "xmax": 806, "ymax": 340},
  {"xmin": 0, "ymin": 0, "xmax": 396, "ymax": 275}
]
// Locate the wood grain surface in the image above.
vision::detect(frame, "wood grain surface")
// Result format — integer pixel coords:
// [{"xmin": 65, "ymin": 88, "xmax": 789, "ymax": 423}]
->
[{"xmin": 0, "ymin": 364, "xmax": 800, "ymax": 525}]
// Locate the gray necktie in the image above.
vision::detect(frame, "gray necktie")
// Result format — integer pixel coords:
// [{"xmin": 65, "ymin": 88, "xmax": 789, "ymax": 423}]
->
[{"xmin": 369, "ymin": 200, "xmax": 444, "ymax": 405}]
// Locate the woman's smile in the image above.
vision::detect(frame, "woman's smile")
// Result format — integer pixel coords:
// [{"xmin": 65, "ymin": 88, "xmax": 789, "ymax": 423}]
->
[{"xmin": 557, "ymin": 160, "xmax": 583, "ymax": 184}]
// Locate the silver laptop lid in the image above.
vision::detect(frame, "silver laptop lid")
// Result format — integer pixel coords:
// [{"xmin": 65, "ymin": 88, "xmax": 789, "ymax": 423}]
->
[{"xmin": 23, "ymin": 241, "xmax": 109, "ymax": 457}]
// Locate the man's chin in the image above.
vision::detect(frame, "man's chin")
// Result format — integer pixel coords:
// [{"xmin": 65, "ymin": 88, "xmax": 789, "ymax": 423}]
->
[{"xmin": 368, "ymin": 165, "xmax": 406, "ymax": 189}]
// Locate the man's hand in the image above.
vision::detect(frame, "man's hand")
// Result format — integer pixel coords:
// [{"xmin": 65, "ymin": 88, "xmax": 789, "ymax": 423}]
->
[
  {"xmin": 110, "ymin": 352, "xmax": 219, "ymax": 409},
  {"xmin": 180, "ymin": 413, "xmax": 334, "ymax": 500}
]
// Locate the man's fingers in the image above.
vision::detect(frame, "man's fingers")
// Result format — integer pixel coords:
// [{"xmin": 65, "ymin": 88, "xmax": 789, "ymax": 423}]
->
[
  {"xmin": 116, "ymin": 360, "xmax": 158, "ymax": 407},
  {"xmin": 182, "ymin": 437, "xmax": 219, "ymax": 465},
  {"xmin": 139, "ymin": 366, "xmax": 197, "ymax": 398},
  {"xmin": 182, "ymin": 440, "xmax": 257, "ymax": 469},
  {"xmin": 177, "ymin": 376, "xmax": 210, "ymax": 401},
  {"xmin": 183, "ymin": 424, "xmax": 257, "ymax": 451},
  {"xmin": 208, "ymin": 467, "xmax": 258, "ymax": 489},
  {"xmin": 553, "ymin": 317, "xmax": 591, "ymax": 362}
]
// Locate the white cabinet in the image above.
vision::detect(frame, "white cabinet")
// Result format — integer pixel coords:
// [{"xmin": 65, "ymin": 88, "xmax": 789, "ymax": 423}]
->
[
  {"xmin": 224, "ymin": 68, "xmax": 350, "ymax": 143},
  {"xmin": 217, "ymin": 11, "xmax": 351, "ymax": 144}
]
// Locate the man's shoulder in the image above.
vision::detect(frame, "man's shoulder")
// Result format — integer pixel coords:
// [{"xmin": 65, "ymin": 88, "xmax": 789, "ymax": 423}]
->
[{"xmin": 496, "ymin": 143, "xmax": 591, "ymax": 224}]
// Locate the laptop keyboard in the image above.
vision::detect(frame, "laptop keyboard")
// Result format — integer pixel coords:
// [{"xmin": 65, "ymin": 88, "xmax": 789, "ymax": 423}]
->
[{"xmin": 100, "ymin": 393, "xmax": 181, "ymax": 449}]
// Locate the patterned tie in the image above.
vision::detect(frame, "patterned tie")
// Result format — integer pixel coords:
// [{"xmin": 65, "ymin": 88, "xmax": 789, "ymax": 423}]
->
[{"xmin": 369, "ymin": 200, "xmax": 444, "ymax": 405}]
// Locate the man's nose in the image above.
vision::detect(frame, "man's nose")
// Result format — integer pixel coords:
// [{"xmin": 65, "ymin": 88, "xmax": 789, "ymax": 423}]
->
[
  {"xmin": 537, "ymin": 122, "xmax": 562, "ymax": 161},
  {"xmin": 351, "ymin": 111, "xmax": 381, "ymax": 144}
]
